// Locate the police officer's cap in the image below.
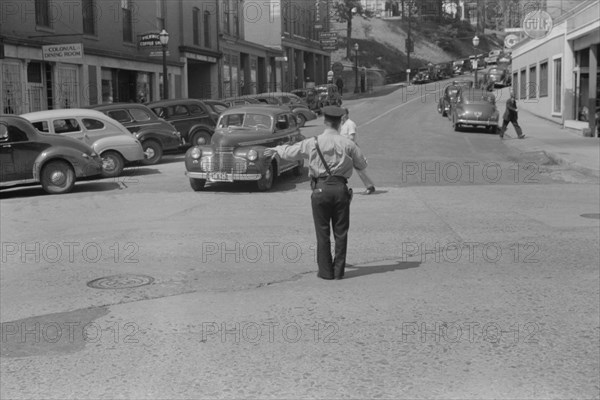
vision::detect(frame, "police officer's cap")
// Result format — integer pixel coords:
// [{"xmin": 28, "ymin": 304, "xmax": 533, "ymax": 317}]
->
[{"xmin": 322, "ymin": 106, "xmax": 345, "ymax": 119}]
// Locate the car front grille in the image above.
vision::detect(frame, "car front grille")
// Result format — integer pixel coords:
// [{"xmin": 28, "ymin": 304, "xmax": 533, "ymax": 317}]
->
[{"xmin": 201, "ymin": 152, "xmax": 247, "ymax": 173}]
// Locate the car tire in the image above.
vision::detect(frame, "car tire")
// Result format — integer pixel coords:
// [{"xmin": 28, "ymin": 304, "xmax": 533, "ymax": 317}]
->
[
  {"xmin": 297, "ymin": 113, "xmax": 307, "ymax": 127},
  {"xmin": 189, "ymin": 178, "xmax": 206, "ymax": 191},
  {"xmin": 257, "ymin": 162, "xmax": 274, "ymax": 191},
  {"xmin": 40, "ymin": 160, "xmax": 75, "ymax": 194},
  {"xmin": 141, "ymin": 140, "xmax": 163, "ymax": 165},
  {"xmin": 101, "ymin": 151, "xmax": 125, "ymax": 178},
  {"xmin": 292, "ymin": 160, "xmax": 304, "ymax": 176},
  {"xmin": 190, "ymin": 130, "xmax": 211, "ymax": 146}
]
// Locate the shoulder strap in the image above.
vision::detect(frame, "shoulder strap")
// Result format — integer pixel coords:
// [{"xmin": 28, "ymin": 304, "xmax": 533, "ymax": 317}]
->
[{"xmin": 314, "ymin": 136, "xmax": 332, "ymax": 176}]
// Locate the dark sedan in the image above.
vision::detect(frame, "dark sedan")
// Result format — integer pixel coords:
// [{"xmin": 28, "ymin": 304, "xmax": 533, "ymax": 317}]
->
[
  {"xmin": 0, "ymin": 115, "xmax": 102, "ymax": 194},
  {"xmin": 91, "ymin": 103, "xmax": 182, "ymax": 165},
  {"xmin": 449, "ymin": 87, "xmax": 500, "ymax": 133},
  {"xmin": 185, "ymin": 106, "xmax": 304, "ymax": 191},
  {"xmin": 146, "ymin": 99, "xmax": 218, "ymax": 147}
]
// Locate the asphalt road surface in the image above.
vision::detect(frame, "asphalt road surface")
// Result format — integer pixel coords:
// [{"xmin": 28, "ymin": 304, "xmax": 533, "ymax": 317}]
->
[{"xmin": 1, "ymin": 83, "xmax": 599, "ymax": 399}]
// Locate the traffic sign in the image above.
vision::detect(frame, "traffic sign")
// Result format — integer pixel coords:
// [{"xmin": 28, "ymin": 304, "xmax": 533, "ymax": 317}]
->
[{"xmin": 332, "ymin": 62, "xmax": 344, "ymax": 74}]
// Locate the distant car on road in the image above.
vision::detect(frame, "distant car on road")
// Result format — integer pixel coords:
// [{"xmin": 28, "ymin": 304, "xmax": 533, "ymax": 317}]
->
[
  {"xmin": 449, "ymin": 87, "xmax": 500, "ymax": 133},
  {"xmin": 184, "ymin": 106, "xmax": 305, "ymax": 191},
  {"xmin": 483, "ymin": 67, "xmax": 511, "ymax": 88},
  {"xmin": 1, "ymin": 115, "xmax": 102, "ymax": 194},
  {"xmin": 253, "ymin": 92, "xmax": 318, "ymax": 127},
  {"xmin": 314, "ymin": 84, "xmax": 342, "ymax": 108},
  {"xmin": 291, "ymin": 88, "xmax": 321, "ymax": 114},
  {"xmin": 91, "ymin": 103, "xmax": 182, "ymax": 165},
  {"xmin": 21, "ymin": 109, "xmax": 145, "ymax": 177},
  {"xmin": 146, "ymin": 99, "xmax": 218, "ymax": 147},
  {"xmin": 437, "ymin": 80, "xmax": 473, "ymax": 117}
]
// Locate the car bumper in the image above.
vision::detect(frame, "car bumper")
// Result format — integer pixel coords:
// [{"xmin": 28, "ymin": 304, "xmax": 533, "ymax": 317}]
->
[
  {"xmin": 456, "ymin": 118, "xmax": 498, "ymax": 126},
  {"xmin": 185, "ymin": 171, "xmax": 261, "ymax": 182}
]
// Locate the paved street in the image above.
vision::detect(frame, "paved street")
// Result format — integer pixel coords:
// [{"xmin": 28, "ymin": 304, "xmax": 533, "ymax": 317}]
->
[{"xmin": 1, "ymin": 83, "xmax": 599, "ymax": 399}]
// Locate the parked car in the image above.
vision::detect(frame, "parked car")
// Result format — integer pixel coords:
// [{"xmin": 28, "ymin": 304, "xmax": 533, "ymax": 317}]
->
[
  {"xmin": 202, "ymin": 99, "xmax": 230, "ymax": 116},
  {"xmin": 221, "ymin": 95, "xmax": 263, "ymax": 108},
  {"xmin": 90, "ymin": 103, "xmax": 181, "ymax": 165},
  {"xmin": 253, "ymin": 92, "xmax": 318, "ymax": 127},
  {"xmin": 291, "ymin": 88, "xmax": 321, "ymax": 114},
  {"xmin": 483, "ymin": 67, "xmax": 511, "ymax": 88},
  {"xmin": 21, "ymin": 109, "xmax": 145, "ymax": 177},
  {"xmin": 437, "ymin": 80, "xmax": 473, "ymax": 117},
  {"xmin": 0, "ymin": 115, "xmax": 103, "ymax": 194},
  {"xmin": 146, "ymin": 99, "xmax": 218, "ymax": 147},
  {"xmin": 449, "ymin": 87, "xmax": 500, "ymax": 133},
  {"xmin": 314, "ymin": 84, "xmax": 342, "ymax": 108},
  {"xmin": 184, "ymin": 106, "xmax": 305, "ymax": 192}
]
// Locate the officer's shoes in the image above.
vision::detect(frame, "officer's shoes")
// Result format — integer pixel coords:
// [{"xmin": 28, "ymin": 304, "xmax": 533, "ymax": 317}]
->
[{"xmin": 364, "ymin": 186, "xmax": 375, "ymax": 195}]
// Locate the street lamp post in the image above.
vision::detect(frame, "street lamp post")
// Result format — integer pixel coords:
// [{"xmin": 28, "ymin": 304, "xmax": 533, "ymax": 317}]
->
[
  {"xmin": 159, "ymin": 29, "xmax": 169, "ymax": 100},
  {"xmin": 354, "ymin": 43, "xmax": 359, "ymax": 94},
  {"xmin": 472, "ymin": 35, "xmax": 480, "ymax": 88}
]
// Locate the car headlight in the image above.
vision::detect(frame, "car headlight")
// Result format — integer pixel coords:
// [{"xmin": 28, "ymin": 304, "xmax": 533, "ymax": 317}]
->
[
  {"xmin": 247, "ymin": 149, "xmax": 258, "ymax": 161},
  {"xmin": 190, "ymin": 147, "xmax": 202, "ymax": 159}
]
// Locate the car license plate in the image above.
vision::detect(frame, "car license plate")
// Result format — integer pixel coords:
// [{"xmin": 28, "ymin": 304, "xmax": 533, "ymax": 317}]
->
[{"xmin": 208, "ymin": 171, "xmax": 232, "ymax": 182}]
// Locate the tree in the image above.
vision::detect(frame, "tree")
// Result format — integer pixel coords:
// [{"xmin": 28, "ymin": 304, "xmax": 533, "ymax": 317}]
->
[{"xmin": 331, "ymin": 0, "xmax": 372, "ymax": 60}]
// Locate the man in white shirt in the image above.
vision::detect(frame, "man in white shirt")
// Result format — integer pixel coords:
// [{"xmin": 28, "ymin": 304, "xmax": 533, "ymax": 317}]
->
[{"xmin": 340, "ymin": 108, "xmax": 375, "ymax": 194}]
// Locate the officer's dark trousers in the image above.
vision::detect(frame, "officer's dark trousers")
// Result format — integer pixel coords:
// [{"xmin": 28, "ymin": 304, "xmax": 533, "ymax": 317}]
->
[
  {"xmin": 501, "ymin": 116, "xmax": 523, "ymax": 137},
  {"xmin": 311, "ymin": 180, "xmax": 351, "ymax": 279}
]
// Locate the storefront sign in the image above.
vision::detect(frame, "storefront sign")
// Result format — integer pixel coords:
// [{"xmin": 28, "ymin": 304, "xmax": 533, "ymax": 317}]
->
[
  {"xmin": 504, "ymin": 34, "xmax": 520, "ymax": 48},
  {"xmin": 42, "ymin": 43, "xmax": 83, "ymax": 61},
  {"xmin": 139, "ymin": 32, "xmax": 162, "ymax": 49},
  {"xmin": 522, "ymin": 10, "xmax": 553, "ymax": 39}
]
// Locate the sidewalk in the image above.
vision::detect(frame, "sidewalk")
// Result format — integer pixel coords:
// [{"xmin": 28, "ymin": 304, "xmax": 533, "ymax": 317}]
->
[{"xmin": 495, "ymin": 87, "xmax": 600, "ymax": 178}]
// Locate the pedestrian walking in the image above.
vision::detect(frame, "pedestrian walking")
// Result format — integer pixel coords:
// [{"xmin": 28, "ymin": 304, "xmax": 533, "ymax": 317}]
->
[
  {"xmin": 500, "ymin": 89, "xmax": 525, "ymax": 139},
  {"xmin": 263, "ymin": 106, "xmax": 368, "ymax": 280},
  {"xmin": 335, "ymin": 76, "xmax": 344, "ymax": 96},
  {"xmin": 340, "ymin": 108, "xmax": 375, "ymax": 195}
]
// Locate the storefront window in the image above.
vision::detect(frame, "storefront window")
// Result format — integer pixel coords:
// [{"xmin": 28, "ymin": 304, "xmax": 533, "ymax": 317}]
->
[
  {"xmin": 553, "ymin": 58, "xmax": 562, "ymax": 113},
  {"xmin": 101, "ymin": 69, "xmax": 114, "ymax": 103},
  {"xmin": 57, "ymin": 65, "xmax": 79, "ymax": 109},
  {"xmin": 2, "ymin": 62, "xmax": 23, "ymax": 114},
  {"xmin": 136, "ymin": 73, "xmax": 151, "ymax": 103}
]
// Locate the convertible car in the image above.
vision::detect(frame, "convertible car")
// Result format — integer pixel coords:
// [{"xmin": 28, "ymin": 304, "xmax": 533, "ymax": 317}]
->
[
  {"xmin": 185, "ymin": 106, "xmax": 305, "ymax": 191},
  {"xmin": 449, "ymin": 87, "xmax": 500, "ymax": 133}
]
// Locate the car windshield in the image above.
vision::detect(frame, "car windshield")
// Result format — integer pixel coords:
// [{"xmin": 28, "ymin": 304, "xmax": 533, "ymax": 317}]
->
[
  {"xmin": 462, "ymin": 90, "xmax": 495, "ymax": 104},
  {"xmin": 218, "ymin": 113, "xmax": 272, "ymax": 130}
]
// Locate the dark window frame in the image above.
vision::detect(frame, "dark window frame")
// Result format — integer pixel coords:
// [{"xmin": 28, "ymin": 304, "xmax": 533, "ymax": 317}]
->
[
  {"xmin": 193, "ymin": 7, "xmax": 200, "ymax": 45},
  {"xmin": 82, "ymin": 0, "xmax": 96, "ymax": 35},
  {"xmin": 122, "ymin": 0, "xmax": 134, "ymax": 43},
  {"xmin": 35, "ymin": 0, "xmax": 51, "ymax": 27}
]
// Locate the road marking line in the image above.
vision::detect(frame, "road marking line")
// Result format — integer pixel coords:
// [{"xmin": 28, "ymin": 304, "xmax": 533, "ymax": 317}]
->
[{"xmin": 358, "ymin": 93, "xmax": 424, "ymax": 128}]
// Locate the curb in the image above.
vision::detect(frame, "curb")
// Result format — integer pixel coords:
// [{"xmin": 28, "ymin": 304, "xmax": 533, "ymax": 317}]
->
[{"xmin": 542, "ymin": 149, "xmax": 600, "ymax": 179}]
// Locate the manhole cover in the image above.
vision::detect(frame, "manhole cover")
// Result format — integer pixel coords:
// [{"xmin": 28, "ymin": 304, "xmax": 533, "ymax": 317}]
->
[
  {"xmin": 580, "ymin": 213, "xmax": 600, "ymax": 219},
  {"xmin": 87, "ymin": 274, "xmax": 155, "ymax": 289}
]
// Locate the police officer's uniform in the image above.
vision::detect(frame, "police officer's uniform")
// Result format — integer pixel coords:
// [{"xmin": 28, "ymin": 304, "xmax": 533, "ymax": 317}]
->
[{"xmin": 269, "ymin": 106, "xmax": 368, "ymax": 280}]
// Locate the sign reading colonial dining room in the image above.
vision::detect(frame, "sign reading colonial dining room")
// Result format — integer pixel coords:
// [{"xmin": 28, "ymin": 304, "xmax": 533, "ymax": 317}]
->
[{"xmin": 42, "ymin": 43, "xmax": 83, "ymax": 61}]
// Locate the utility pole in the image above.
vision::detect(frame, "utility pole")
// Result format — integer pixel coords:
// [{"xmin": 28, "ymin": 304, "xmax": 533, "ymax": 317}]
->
[{"xmin": 406, "ymin": 3, "xmax": 411, "ymax": 83}]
